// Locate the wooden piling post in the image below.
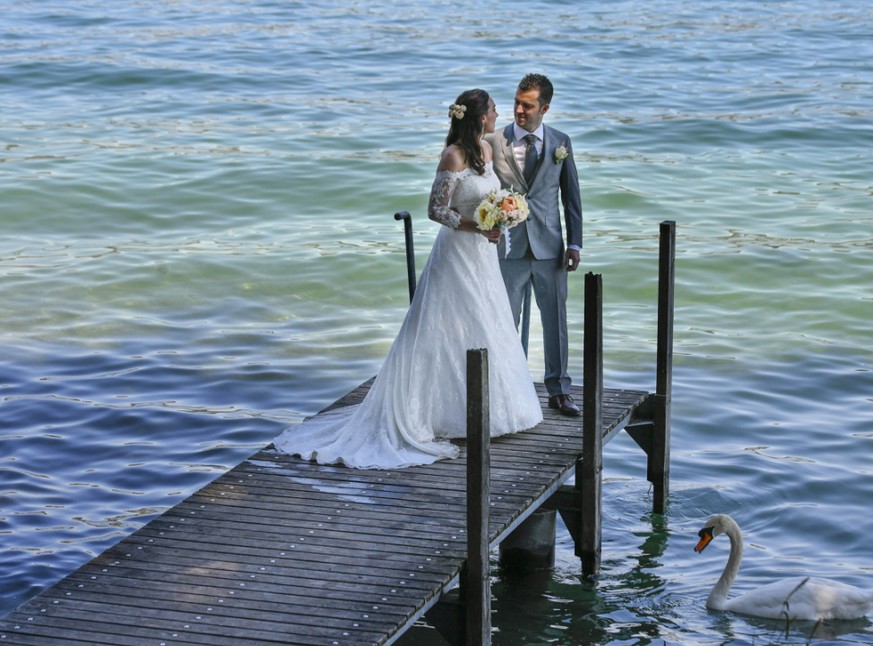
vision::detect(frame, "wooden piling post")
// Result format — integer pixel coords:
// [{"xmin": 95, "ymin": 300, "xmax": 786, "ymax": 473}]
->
[
  {"xmin": 580, "ymin": 272, "xmax": 603, "ymax": 576},
  {"xmin": 465, "ymin": 348, "xmax": 491, "ymax": 646},
  {"xmin": 652, "ymin": 221, "xmax": 675, "ymax": 513}
]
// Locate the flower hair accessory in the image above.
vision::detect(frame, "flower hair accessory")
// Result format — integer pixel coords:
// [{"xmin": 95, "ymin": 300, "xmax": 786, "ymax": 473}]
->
[
  {"xmin": 554, "ymin": 145, "xmax": 569, "ymax": 163},
  {"xmin": 448, "ymin": 103, "xmax": 467, "ymax": 120}
]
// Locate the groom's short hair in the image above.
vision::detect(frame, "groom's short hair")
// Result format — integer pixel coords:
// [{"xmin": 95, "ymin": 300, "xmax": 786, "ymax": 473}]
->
[{"xmin": 518, "ymin": 74, "xmax": 553, "ymax": 106}]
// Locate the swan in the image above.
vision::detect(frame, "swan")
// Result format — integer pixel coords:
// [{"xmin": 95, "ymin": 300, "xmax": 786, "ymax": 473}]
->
[{"xmin": 694, "ymin": 514, "xmax": 873, "ymax": 621}]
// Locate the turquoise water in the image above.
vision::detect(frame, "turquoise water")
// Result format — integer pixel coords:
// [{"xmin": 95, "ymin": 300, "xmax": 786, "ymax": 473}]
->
[{"xmin": 2, "ymin": 1, "xmax": 872, "ymax": 643}]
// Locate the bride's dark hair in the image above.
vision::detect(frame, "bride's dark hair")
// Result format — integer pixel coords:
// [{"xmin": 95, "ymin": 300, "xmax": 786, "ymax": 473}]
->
[{"xmin": 445, "ymin": 89, "xmax": 489, "ymax": 175}]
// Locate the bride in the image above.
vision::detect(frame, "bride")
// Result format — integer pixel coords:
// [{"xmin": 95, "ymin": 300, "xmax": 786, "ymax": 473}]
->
[{"xmin": 274, "ymin": 89, "xmax": 543, "ymax": 469}]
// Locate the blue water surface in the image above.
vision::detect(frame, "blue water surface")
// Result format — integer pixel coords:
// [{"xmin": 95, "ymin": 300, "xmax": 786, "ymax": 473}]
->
[{"xmin": 2, "ymin": 1, "xmax": 872, "ymax": 643}]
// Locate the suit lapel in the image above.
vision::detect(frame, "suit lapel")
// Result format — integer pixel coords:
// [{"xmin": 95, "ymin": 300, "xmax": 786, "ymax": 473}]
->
[
  {"xmin": 540, "ymin": 126, "xmax": 551, "ymax": 170},
  {"xmin": 500, "ymin": 124, "xmax": 525, "ymax": 188},
  {"xmin": 530, "ymin": 126, "xmax": 552, "ymax": 188}
]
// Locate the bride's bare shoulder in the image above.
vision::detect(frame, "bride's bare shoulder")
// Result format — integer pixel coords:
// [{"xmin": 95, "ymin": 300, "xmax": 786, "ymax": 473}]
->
[{"xmin": 436, "ymin": 144, "xmax": 467, "ymax": 173}]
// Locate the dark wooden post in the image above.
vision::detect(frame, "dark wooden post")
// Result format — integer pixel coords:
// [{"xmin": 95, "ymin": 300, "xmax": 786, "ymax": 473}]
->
[
  {"xmin": 652, "ymin": 221, "xmax": 675, "ymax": 513},
  {"xmin": 580, "ymin": 272, "xmax": 603, "ymax": 576},
  {"xmin": 465, "ymin": 348, "xmax": 491, "ymax": 645},
  {"xmin": 394, "ymin": 210, "xmax": 416, "ymax": 303}
]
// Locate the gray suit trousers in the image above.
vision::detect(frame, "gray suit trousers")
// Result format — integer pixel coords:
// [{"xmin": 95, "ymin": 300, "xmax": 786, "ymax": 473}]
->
[{"xmin": 500, "ymin": 254, "xmax": 570, "ymax": 397}]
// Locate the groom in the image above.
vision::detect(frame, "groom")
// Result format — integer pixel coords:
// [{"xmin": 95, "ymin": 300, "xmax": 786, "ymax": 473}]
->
[{"xmin": 488, "ymin": 73, "xmax": 583, "ymax": 417}]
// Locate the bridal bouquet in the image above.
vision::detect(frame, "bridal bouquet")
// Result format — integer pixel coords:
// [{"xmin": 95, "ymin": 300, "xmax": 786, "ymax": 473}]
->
[
  {"xmin": 474, "ymin": 189, "xmax": 529, "ymax": 254},
  {"xmin": 474, "ymin": 189, "xmax": 529, "ymax": 244}
]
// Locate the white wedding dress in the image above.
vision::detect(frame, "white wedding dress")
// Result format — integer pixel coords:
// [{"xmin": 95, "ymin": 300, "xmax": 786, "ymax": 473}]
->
[{"xmin": 274, "ymin": 162, "xmax": 543, "ymax": 469}]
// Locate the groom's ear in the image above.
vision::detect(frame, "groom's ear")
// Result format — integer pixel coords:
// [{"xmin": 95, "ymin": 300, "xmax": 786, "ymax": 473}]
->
[{"xmin": 541, "ymin": 102, "xmax": 550, "ymax": 116}]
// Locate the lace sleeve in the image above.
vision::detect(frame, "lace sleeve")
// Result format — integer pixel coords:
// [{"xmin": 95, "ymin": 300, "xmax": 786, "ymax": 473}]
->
[{"xmin": 427, "ymin": 171, "xmax": 462, "ymax": 229}]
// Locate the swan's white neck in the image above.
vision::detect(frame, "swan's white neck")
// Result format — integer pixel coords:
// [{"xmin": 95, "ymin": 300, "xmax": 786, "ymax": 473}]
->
[{"xmin": 707, "ymin": 517, "xmax": 743, "ymax": 610}]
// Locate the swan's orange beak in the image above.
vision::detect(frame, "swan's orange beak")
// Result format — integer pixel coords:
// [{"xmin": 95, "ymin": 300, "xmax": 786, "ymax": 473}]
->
[{"xmin": 694, "ymin": 526, "xmax": 714, "ymax": 553}]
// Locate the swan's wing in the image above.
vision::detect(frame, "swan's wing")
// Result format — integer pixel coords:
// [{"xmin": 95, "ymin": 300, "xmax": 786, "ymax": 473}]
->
[
  {"xmin": 726, "ymin": 577, "xmax": 873, "ymax": 621},
  {"xmin": 802, "ymin": 578, "xmax": 873, "ymax": 620},
  {"xmin": 725, "ymin": 578, "xmax": 816, "ymax": 619}
]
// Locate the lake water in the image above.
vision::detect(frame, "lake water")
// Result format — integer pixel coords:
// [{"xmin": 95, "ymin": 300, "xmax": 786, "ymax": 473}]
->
[{"xmin": 1, "ymin": 0, "xmax": 872, "ymax": 643}]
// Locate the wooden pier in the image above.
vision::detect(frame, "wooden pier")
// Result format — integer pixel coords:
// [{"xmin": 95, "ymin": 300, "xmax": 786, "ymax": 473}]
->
[
  {"xmin": 0, "ymin": 383, "xmax": 649, "ymax": 646},
  {"xmin": 0, "ymin": 222, "xmax": 676, "ymax": 645}
]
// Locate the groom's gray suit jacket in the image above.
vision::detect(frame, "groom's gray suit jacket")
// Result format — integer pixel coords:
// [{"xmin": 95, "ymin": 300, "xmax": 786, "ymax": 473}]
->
[{"xmin": 489, "ymin": 123, "xmax": 583, "ymax": 259}]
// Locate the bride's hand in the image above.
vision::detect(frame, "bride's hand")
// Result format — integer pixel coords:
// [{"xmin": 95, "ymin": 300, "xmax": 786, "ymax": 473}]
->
[
  {"xmin": 481, "ymin": 228, "xmax": 501, "ymax": 243},
  {"xmin": 457, "ymin": 220, "xmax": 499, "ymax": 241}
]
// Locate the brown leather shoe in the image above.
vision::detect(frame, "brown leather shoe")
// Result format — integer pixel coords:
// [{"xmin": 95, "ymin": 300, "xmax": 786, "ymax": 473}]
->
[{"xmin": 548, "ymin": 394, "xmax": 581, "ymax": 417}]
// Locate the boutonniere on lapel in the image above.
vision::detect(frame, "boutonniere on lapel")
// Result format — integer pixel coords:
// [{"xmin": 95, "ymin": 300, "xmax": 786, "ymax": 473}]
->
[{"xmin": 554, "ymin": 145, "xmax": 569, "ymax": 164}]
